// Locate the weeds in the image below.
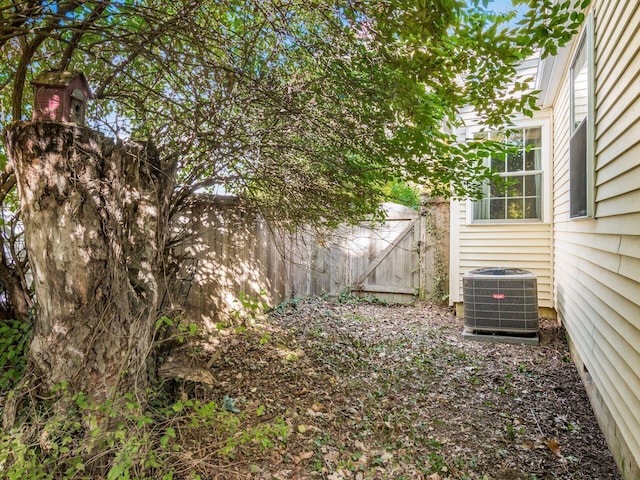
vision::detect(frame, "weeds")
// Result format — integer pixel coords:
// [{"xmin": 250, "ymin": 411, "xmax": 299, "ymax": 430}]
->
[
  {"xmin": 338, "ymin": 291, "xmax": 389, "ymax": 306},
  {"xmin": 0, "ymin": 385, "xmax": 290, "ymax": 479}
]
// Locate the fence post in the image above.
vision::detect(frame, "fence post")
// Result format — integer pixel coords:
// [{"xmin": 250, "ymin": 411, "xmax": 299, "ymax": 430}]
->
[{"xmin": 419, "ymin": 195, "xmax": 450, "ymax": 303}]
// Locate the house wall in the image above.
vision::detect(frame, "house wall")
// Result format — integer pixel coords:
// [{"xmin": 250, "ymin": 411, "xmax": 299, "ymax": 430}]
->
[
  {"xmin": 552, "ymin": 2, "xmax": 640, "ymax": 478},
  {"xmin": 449, "ymin": 112, "xmax": 554, "ymax": 313}
]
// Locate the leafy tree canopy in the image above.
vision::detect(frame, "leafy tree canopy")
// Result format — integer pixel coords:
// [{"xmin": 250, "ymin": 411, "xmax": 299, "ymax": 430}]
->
[{"xmin": 0, "ymin": 0, "xmax": 588, "ymax": 229}]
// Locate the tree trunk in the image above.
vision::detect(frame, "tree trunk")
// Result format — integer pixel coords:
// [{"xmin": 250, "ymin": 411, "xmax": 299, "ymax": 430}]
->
[
  {"xmin": 3, "ymin": 121, "xmax": 175, "ymax": 404},
  {"xmin": 1, "ymin": 270, "xmax": 32, "ymax": 321}
]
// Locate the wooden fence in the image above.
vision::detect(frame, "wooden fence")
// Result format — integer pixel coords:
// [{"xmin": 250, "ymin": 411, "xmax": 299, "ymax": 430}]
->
[{"xmin": 167, "ymin": 194, "xmax": 449, "ymax": 330}]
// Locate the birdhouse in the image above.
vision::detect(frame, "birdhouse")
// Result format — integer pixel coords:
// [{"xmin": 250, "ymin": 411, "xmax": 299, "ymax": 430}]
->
[{"xmin": 31, "ymin": 71, "xmax": 91, "ymax": 126}]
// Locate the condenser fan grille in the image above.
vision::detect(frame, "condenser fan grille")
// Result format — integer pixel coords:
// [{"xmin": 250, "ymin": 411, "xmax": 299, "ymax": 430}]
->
[{"xmin": 463, "ymin": 268, "xmax": 539, "ymax": 334}]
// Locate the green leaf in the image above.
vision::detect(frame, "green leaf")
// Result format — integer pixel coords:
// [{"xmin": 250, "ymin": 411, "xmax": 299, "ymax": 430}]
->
[{"xmin": 107, "ymin": 462, "xmax": 127, "ymax": 480}]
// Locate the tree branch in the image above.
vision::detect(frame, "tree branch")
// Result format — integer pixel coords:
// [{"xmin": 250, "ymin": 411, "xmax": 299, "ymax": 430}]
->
[
  {"xmin": 58, "ymin": 0, "xmax": 111, "ymax": 72},
  {"xmin": 0, "ymin": 0, "xmax": 44, "ymax": 50}
]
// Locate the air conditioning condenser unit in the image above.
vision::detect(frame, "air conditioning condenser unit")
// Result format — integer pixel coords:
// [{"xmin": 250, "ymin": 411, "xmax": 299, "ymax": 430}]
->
[{"xmin": 462, "ymin": 268, "xmax": 539, "ymax": 345}]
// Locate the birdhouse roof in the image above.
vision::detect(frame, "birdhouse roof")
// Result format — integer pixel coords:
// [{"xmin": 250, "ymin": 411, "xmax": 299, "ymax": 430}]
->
[{"xmin": 31, "ymin": 71, "xmax": 89, "ymax": 90}]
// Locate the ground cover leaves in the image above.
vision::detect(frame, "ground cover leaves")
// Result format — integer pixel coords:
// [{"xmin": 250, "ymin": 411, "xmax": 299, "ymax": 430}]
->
[{"xmin": 175, "ymin": 296, "xmax": 621, "ymax": 480}]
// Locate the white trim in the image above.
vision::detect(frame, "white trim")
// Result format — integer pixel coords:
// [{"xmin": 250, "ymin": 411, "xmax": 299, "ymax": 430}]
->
[
  {"xmin": 569, "ymin": 12, "xmax": 596, "ymax": 219},
  {"xmin": 536, "ymin": 44, "xmax": 574, "ymax": 109},
  {"xmin": 586, "ymin": 12, "xmax": 596, "ymax": 218},
  {"xmin": 449, "ymin": 199, "xmax": 461, "ymax": 306},
  {"xmin": 548, "ymin": 108, "xmax": 555, "ymax": 308}
]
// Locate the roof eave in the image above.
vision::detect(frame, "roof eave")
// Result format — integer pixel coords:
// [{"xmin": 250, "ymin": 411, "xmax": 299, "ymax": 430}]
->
[{"xmin": 535, "ymin": 40, "xmax": 575, "ymax": 109}]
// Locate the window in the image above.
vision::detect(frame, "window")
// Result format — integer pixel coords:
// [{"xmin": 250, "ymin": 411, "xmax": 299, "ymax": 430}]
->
[
  {"xmin": 473, "ymin": 127, "xmax": 543, "ymax": 221},
  {"xmin": 569, "ymin": 13, "xmax": 594, "ymax": 218}
]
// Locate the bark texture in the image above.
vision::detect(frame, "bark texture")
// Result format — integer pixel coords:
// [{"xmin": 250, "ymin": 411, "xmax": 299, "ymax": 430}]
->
[{"xmin": 4, "ymin": 121, "xmax": 175, "ymax": 402}]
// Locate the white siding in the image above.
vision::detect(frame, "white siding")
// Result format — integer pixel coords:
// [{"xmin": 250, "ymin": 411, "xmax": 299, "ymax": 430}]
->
[
  {"xmin": 450, "ymin": 200, "xmax": 553, "ymax": 308},
  {"xmin": 553, "ymin": 2, "xmax": 640, "ymax": 478}
]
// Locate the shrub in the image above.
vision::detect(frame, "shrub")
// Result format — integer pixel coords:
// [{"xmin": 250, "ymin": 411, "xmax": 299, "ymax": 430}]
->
[{"xmin": 0, "ymin": 318, "xmax": 31, "ymax": 392}]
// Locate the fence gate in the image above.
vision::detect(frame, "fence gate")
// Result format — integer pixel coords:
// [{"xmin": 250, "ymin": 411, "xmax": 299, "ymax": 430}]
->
[{"xmin": 350, "ymin": 203, "xmax": 421, "ymax": 303}]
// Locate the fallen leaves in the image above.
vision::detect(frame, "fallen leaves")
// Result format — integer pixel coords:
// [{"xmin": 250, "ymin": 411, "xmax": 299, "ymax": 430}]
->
[
  {"xmin": 293, "ymin": 451, "xmax": 314, "ymax": 464},
  {"xmin": 377, "ymin": 451, "xmax": 393, "ymax": 464},
  {"xmin": 546, "ymin": 437, "xmax": 562, "ymax": 457},
  {"xmin": 185, "ymin": 297, "xmax": 620, "ymax": 479}
]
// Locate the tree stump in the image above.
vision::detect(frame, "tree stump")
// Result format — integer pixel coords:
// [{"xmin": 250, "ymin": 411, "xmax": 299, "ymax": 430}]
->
[{"xmin": 4, "ymin": 121, "xmax": 175, "ymax": 405}]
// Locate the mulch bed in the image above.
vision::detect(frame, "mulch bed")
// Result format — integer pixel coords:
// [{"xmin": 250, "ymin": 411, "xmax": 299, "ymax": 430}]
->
[{"xmin": 180, "ymin": 296, "xmax": 621, "ymax": 479}]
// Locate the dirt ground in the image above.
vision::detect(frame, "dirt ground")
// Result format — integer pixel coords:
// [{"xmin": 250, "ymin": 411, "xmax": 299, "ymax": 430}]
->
[{"xmin": 178, "ymin": 296, "xmax": 622, "ymax": 479}]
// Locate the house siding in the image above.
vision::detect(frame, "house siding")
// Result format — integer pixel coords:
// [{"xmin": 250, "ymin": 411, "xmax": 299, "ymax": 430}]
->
[
  {"xmin": 553, "ymin": 2, "xmax": 640, "ymax": 478},
  {"xmin": 450, "ymin": 210, "xmax": 554, "ymax": 309}
]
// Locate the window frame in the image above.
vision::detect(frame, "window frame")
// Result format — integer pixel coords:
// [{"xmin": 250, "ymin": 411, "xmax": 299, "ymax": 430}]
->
[
  {"xmin": 467, "ymin": 118, "xmax": 552, "ymax": 225},
  {"xmin": 569, "ymin": 12, "xmax": 595, "ymax": 219}
]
